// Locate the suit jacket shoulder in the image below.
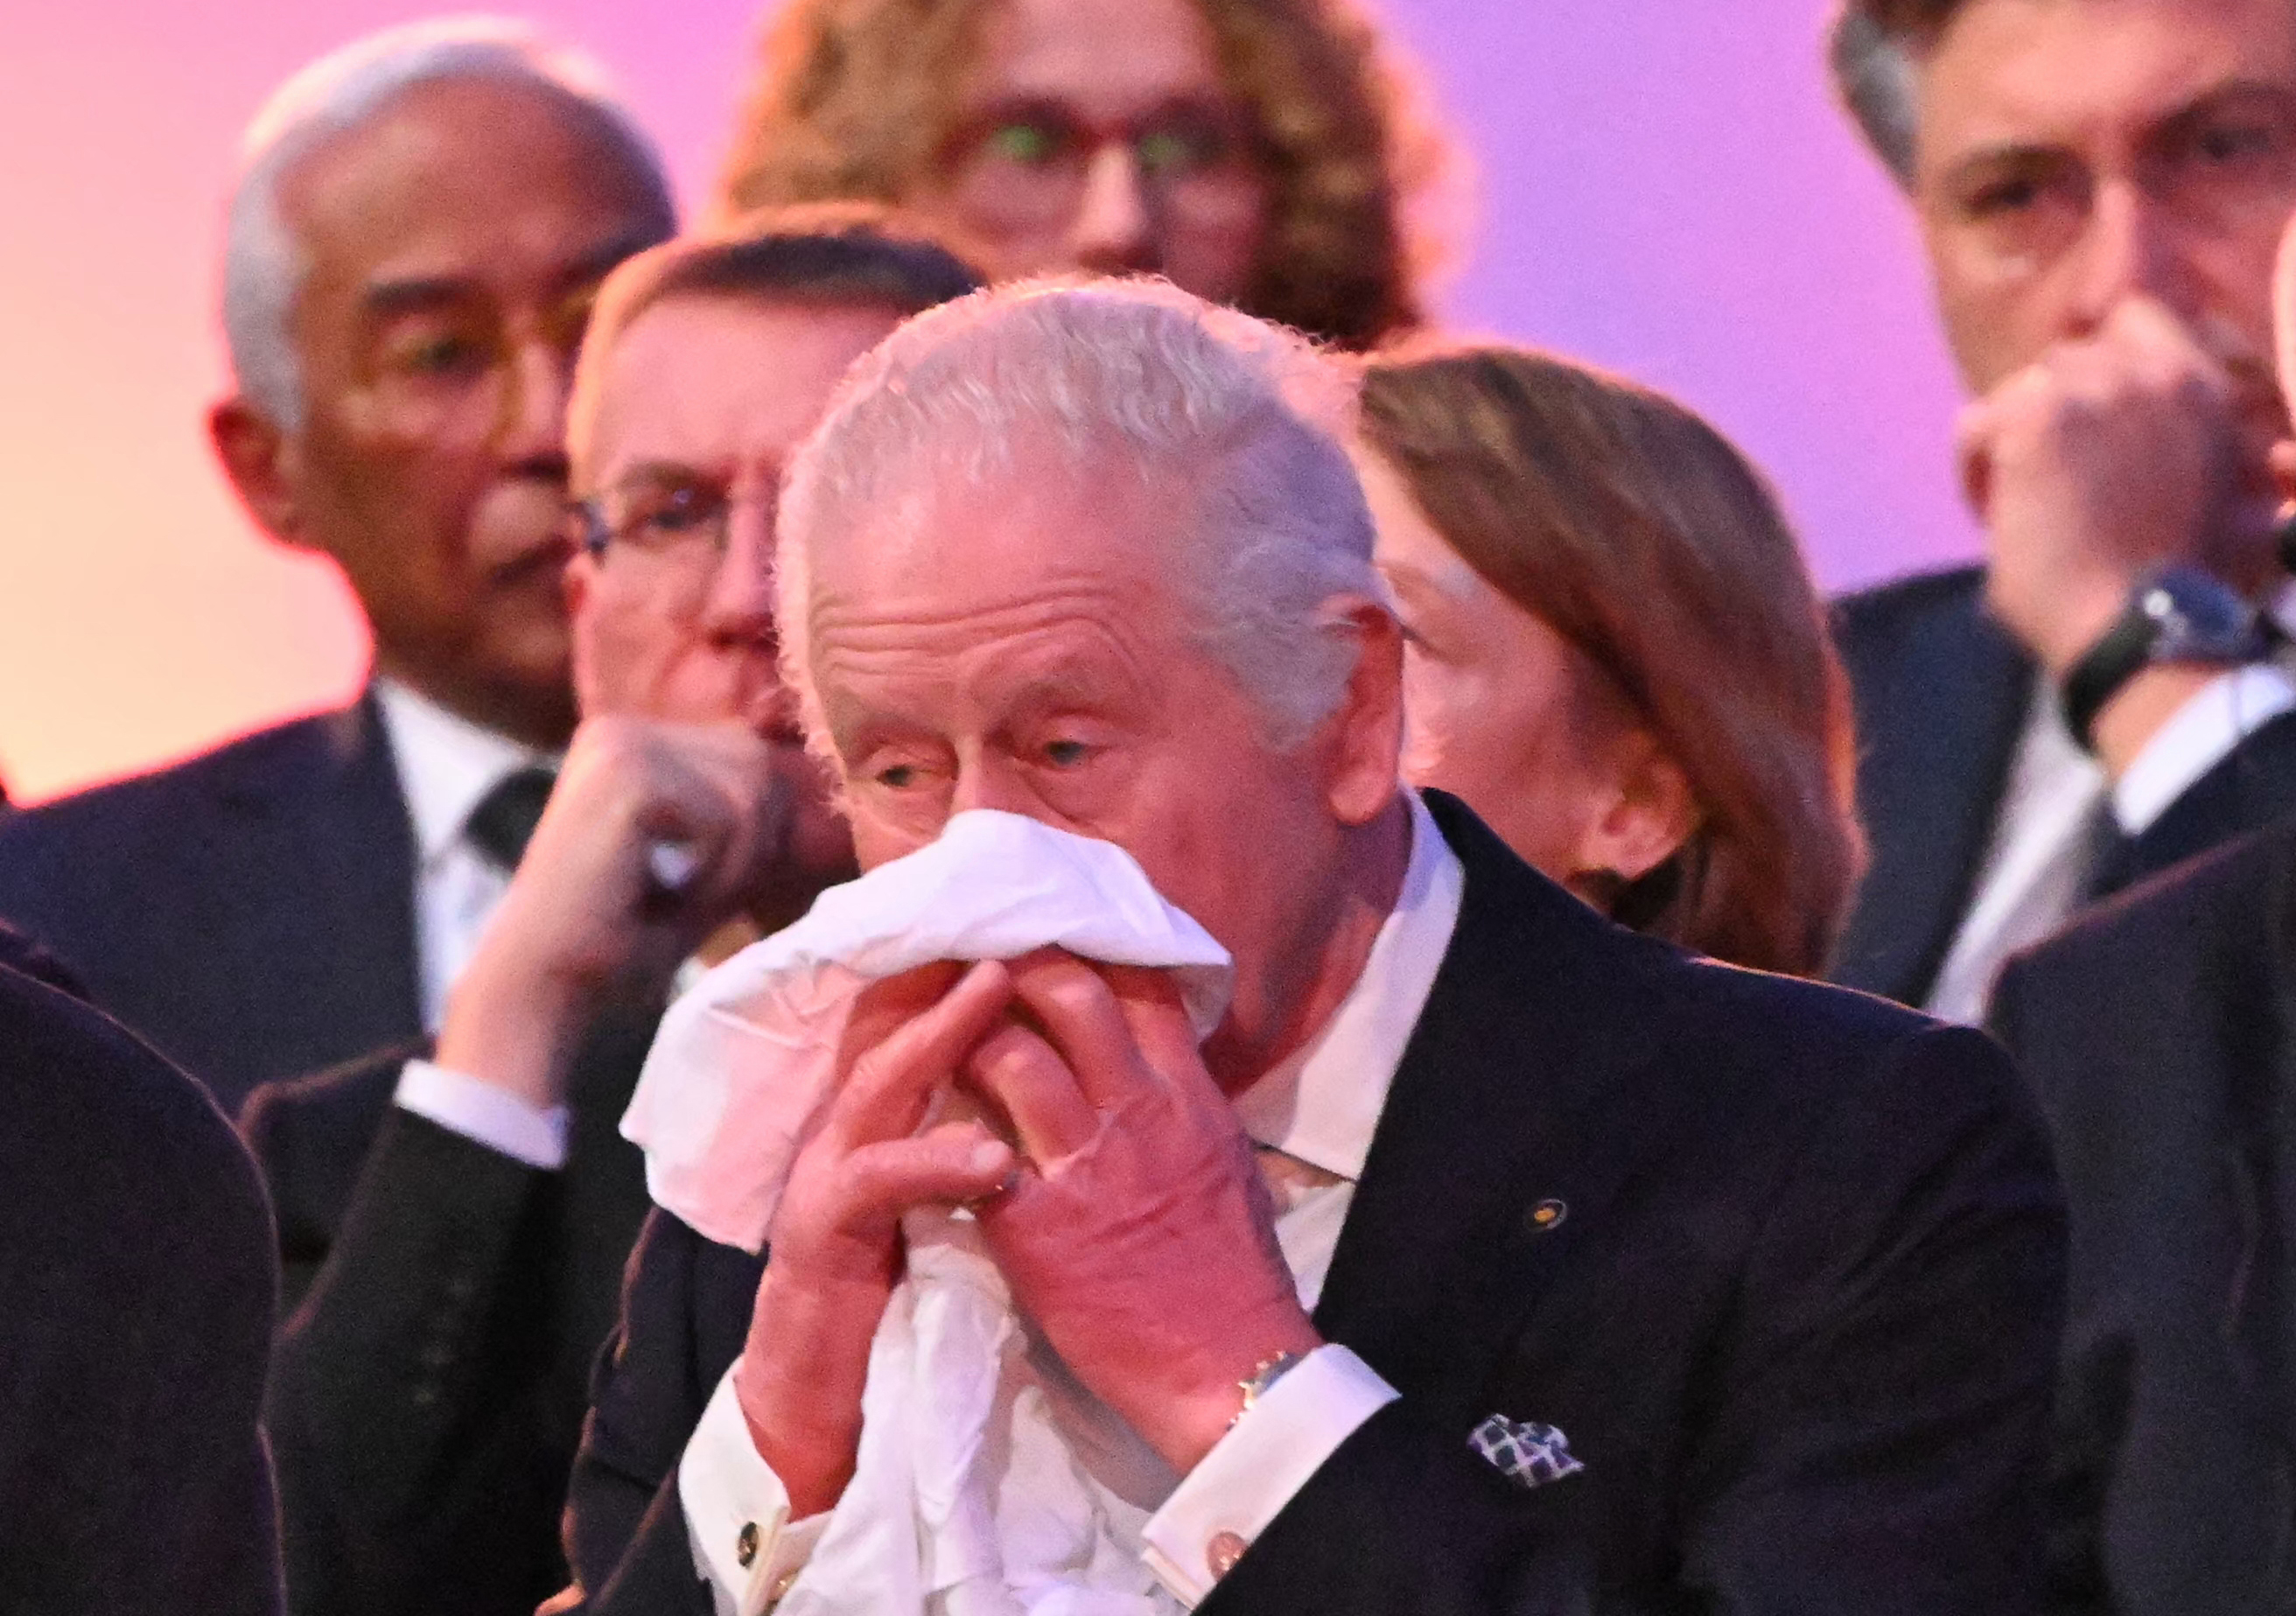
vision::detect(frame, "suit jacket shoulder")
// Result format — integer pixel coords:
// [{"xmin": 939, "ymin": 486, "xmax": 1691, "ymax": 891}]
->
[
  {"xmin": 1830, "ymin": 564, "xmax": 2038, "ymax": 1007},
  {"xmin": 0, "ymin": 697, "xmax": 423, "ymax": 1110},
  {"xmin": 0, "ymin": 962, "xmax": 283, "ymax": 1614}
]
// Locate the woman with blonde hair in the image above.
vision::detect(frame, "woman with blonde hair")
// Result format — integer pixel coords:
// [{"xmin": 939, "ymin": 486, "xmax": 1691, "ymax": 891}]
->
[
  {"xmin": 715, "ymin": 0, "xmax": 1452, "ymax": 350},
  {"xmin": 1355, "ymin": 345, "xmax": 1865, "ymax": 976}
]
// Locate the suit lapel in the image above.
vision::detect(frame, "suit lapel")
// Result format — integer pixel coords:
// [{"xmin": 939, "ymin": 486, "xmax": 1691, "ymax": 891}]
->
[
  {"xmin": 1314, "ymin": 794, "xmax": 1684, "ymax": 1426},
  {"xmin": 206, "ymin": 689, "xmax": 424, "ymax": 1069},
  {"xmin": 1833, "ymin": 573, "xmax": 2034, "ymax": 1005}
]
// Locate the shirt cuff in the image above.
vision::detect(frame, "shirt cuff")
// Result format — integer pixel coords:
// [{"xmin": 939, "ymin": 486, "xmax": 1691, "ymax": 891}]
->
[
  {"xmin": 392, "ymin": 1059, "xmax": 570, "ymax": 1171},
  {"xmin": 2111, "ymin": 663, "xmax": 2296, "ymax": 834},
  {"xmin": 679, "ymin": 1364, "xmax": 828, "ymax": 1615},
  {"xmin": 1140, "ymin": 1344, "xmax": 1399, "ymax": 1606}
]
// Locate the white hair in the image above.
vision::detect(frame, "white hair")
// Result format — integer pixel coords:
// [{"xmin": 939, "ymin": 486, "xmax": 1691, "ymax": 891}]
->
[
  {"xmin": 778, "ymin": 278, "xmax": 1386, "ymax": 758},
  {"xmin": 221, "ymin": 16, "xmax": 674, "ymax": 430}
]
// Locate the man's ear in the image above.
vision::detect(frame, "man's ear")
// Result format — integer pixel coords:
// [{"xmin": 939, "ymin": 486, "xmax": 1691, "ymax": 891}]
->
[
  {"xmin": 208, "ymin": 397, "xmax": 305, "ymax": 545},
  {"xmin": 1322, "ymin": 598, "xmax": 1406, "ymax": 828},
  {"xmin": 1570, "ymin": 731, "xmax": 1699, "ymax": 887}
]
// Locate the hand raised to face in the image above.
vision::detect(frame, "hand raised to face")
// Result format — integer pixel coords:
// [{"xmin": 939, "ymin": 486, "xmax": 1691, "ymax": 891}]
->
[
  {"xmin": 435, "ymin": 716, "xmax": 818, "ymax": 1111},
  {"xmin": 961, "ymin": 950, "xmax": 1324, "ymax": 1475},
  {"xmin": 1961, "ymin": 294, "xmax": 2282, "ymax": 675},
  {"xmin": 736, "ymin": 961, "xmax": 1023, "ymax": 1516}
]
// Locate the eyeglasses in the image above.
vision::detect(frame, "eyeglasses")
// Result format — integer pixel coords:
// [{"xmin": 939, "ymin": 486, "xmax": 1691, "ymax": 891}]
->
[
  {"xmin": 942, "ymin": 100, "xmax": 1268, "ymax": 234},
  {"xmin": 572, "ymin": 478, "xmax": 774, "ymax": 565}
]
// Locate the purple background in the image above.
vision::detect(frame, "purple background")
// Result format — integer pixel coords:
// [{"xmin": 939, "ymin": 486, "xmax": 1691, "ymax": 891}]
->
[{"xmin": 0, "ymin": 0, "xmax": 1976, "ymax": 799}]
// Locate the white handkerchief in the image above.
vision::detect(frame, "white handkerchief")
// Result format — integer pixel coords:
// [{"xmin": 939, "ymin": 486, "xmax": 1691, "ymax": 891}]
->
[{"xmin": 620, "ymin": 808, "xmax": 1234, "ymax": 1254}]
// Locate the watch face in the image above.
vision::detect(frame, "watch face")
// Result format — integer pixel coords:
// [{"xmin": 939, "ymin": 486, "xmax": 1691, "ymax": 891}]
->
[{"xmin": 2145, "ymin": 568, "xmax": 2265, "ymax": 664}]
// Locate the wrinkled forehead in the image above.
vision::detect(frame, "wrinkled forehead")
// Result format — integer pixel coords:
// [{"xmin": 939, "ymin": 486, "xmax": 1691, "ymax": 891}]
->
[{"xmin": 803, "ymin": 451, "xmax": 1186, "ymax": 633}]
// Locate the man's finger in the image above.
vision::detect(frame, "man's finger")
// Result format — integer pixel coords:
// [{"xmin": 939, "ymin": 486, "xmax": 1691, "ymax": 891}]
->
[
  {"xmin": 962, "ymin": 1020, "xmax": 1099, "ymax": 1163},
  {"xmin": 1007, "ymin": 952, "xmax": 1158, "ymax": 1111},
  {"xmin": 836, "ymin": 1123, "xmax": 1017, "ymax": 1225},
  {"xmin": 829, "ymin": 961, "xmax": 1016, "ymax": 1149},
  {"xmin": 1098, "ymin": 964, "xmax": 1220, "ymax": 1100}
]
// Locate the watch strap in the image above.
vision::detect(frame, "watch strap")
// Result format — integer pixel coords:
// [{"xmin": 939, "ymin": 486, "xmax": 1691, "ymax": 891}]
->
[
  {"xmin": 2062, "ymin": 600, "xmax": 2163, "ymax": 755},
  {"xmin": 2062, "ymin": 569, "xmax": 2268, "ymax": 753}
]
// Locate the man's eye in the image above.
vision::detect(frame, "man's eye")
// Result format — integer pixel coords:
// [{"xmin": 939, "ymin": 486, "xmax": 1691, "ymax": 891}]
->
[
  {"xmin": 984, "ymin": 122, "xmax": 1065, "ymax": 166},
  {"xmin": 876, "ymin": 763, "xmax": 919, "ymax": 789},
  {"xmin": 620, "ymin": 486, "xmax": 725, "ymax": 546},
  {"xmin": 1965, "ymin": 177, "xmax": 2044, "ymax": 217},
  {"xmin": 2193, "ymin": 120, "xmax": 2282, "ymax": 166},
  {"xmin": 1042, "ymin": 739, "xmax": 1093, "ymax": 768},
  {"xmin": 396, "ymin": 332, "xmax": 492, "ymax": 376}
]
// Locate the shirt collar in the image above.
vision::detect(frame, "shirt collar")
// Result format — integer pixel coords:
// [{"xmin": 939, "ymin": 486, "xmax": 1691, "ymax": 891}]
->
[
  {"xmin": 1230, "ymin": 791, "xmax": 1466, "ymax": 1184},
  {"xmin": 373, "ymin": 678, "xmax": 557, "ymax": 868}
]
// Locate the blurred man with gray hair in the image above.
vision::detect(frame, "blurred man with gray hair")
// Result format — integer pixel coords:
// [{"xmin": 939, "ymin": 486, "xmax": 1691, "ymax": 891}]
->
[
  {"xmin": 558, "ymin": 279, "xmax": 2064, "ymax": 1614},
  {"xmin": 1824, "ymin": 0, "xmax": 2296, "ymax": 1024},
  {"xmin": 0, "ymin": 17, "xmax": 676, "ymax": 1110}
]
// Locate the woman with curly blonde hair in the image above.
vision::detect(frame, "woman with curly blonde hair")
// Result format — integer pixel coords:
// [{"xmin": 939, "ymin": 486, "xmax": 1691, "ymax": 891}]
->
[{"xmin": 717, "ymin": 0, "xmax": 1452, "ymax": 349}]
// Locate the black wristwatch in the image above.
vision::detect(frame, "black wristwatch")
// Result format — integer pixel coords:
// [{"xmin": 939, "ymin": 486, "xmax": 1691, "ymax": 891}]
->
[{"xmin": 2061, "ymin": 566, "xmax": 2270, "ymax": 753}]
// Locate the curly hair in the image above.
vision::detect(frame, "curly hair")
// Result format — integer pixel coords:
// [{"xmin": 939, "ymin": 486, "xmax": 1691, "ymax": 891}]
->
[
  {"xmin": 716, "ymin": 0, "xmax": 1453, "ymax": 350},
  {"xmin": 1358, "ymin": 344, "xmax": 1866, "ymax": 978}
]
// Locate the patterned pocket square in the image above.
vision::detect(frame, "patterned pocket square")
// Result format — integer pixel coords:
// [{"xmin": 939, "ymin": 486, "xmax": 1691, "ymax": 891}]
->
[{"xmin": 1469, "ymin": 1414, "xmax": 1586, "ymax": 1490}]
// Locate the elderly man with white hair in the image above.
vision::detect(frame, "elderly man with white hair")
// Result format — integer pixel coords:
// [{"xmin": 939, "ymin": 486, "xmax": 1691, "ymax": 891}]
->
[
  {"xmin": 0, "ymin": 17, "xmax": 675, "ymax": 1110},
  {"xmin": 559, "ymin": 280, "xmax": 2067, "ymax": 1615}
]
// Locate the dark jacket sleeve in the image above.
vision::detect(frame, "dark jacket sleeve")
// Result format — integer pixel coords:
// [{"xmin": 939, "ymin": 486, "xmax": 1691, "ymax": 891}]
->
[
  {"xmin": 557, "ymin": 1209, "xmax": 757, "ymax": 1616},
  {"xmin": 1206, "ymin": 1024, "xmax": 2066, "ymax": 1616},
  {"xmin": 249, "ymin": 1084, "xmax": 578, "ymax": 1616},
  {"xmin": 0, "ymin": 968, "xmax": 284, "ymax": 1615}
]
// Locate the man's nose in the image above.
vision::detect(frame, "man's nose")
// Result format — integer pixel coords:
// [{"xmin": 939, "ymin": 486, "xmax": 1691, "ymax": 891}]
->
[
  {"xmin": 1068, "ymin": 143, "xmax": 1157, "ymax": 275},
  {"xmin": 2063, "ymin": 178, "xmax": 2197, "ymax": 336},
  {"xmin": 702, "ymin": 500, "xmax": 778, "ymax": 645},
  {"xmin": 494, "ymin": 338, "xmax": 574, "ymax": 473},
  {"xmin": 946, "ymin": 759, "xmax": 1038, "ymax": 820}
]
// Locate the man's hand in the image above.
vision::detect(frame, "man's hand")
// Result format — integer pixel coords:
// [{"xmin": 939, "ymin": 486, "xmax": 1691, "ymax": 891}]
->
[
  {"xmin": 962, "ymin": 951, "xmax": 1323, "ymax": 1477},
  {"xmin": 436, "ymin": 716, "xmax": 806, "ymax": 1111},
  {"xmin": 1960, "ymin": 296, "xmax": 2278, "ymax": 678},
  {"xmin": 734, "ymin": 963, "xmax": 1020, "ymax": 1516}
]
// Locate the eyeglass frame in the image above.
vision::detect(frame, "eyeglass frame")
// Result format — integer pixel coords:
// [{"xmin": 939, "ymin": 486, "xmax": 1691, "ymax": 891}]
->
[
  {"xmin": 570, "ymin": 475, "xmax": 779, "ymax": 567},
  {"xmin": 935, "ymin": 95, "xmax": 1272, "ymax": 235}
]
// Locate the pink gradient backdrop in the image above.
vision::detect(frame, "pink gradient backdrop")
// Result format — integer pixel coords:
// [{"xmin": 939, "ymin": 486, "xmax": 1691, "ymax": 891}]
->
[{"xmin": 0, "ymin": 0, "xmax": 1976, "ymax": 802}]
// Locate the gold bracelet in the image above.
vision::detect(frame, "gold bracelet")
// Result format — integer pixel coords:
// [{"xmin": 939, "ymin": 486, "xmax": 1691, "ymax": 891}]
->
[{"xmin": 1230, "ymin": 1350, "xmax": 1306, "ymax": 1429}]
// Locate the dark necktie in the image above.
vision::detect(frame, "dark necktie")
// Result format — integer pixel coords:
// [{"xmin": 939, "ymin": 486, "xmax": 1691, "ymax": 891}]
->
[{"xmin": 463, "ymin": 765, "xmax": 557, "ymax": 874}]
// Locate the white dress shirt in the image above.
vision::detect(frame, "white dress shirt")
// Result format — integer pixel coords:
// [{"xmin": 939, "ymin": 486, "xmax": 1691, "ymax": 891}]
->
[
  {"xmin": 678, "ymin": 792, "xmax": 1466, "ymax": 1614},
  {"xmin": 1925, "ymin": 659, "xmax": 2296, "ymax": 1025},
  {"xmin": 371, "ymin": 679, "xmax": 565, "ymax": 1166}
]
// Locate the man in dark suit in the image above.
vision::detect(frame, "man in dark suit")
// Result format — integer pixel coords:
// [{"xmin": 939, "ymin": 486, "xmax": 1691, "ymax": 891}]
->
[
  {"xmin": 1975, "ymin": 212, "xmax": 2296, "ymax": 1616},
  {"xmin": 242, "ymin": 218, "xmax": 984, "ymax": 1616},
  {"xmin": 558, "ymin": 281, "xmax": 2065, "ymax": 1613},
  {"xmin": 1991, "ymin": 818, "xmax": 2296, "ymax": 1614},
  {"xmin": 0, "ymin": 925, "xmax": 284, "ymax": 1614},
  {"xmin": 0, "ymin": 20, "xmax": 678, "ymax": 1113},
  {"xmin": 1824, "ymin": 0, "xmax": 2296, "ymax": 1020}
]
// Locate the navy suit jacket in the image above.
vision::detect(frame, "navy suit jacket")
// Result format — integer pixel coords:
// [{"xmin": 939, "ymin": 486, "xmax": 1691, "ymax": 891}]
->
[
  {"xmin": 560, "ymin": 794, "xmax": 2066, "ymax": 1614},
  {"xmin": 0, "ymin": 692, "xmax": 422, "ymax": 1112},
  {"xmin": 1832, "ymin": 565, "xmax": 2296, "ymax": 1007},
  {"xmin": 1992, "ymin": 815, "xmax": 2296, "ymax": 1614},
  {"xmin": 243, "ymin": 1004, "xmax": 658, "ymax": 1616},
  {"xmin": 0, "ymin": 928, "xmax": 284, "ymax": 1613}
]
